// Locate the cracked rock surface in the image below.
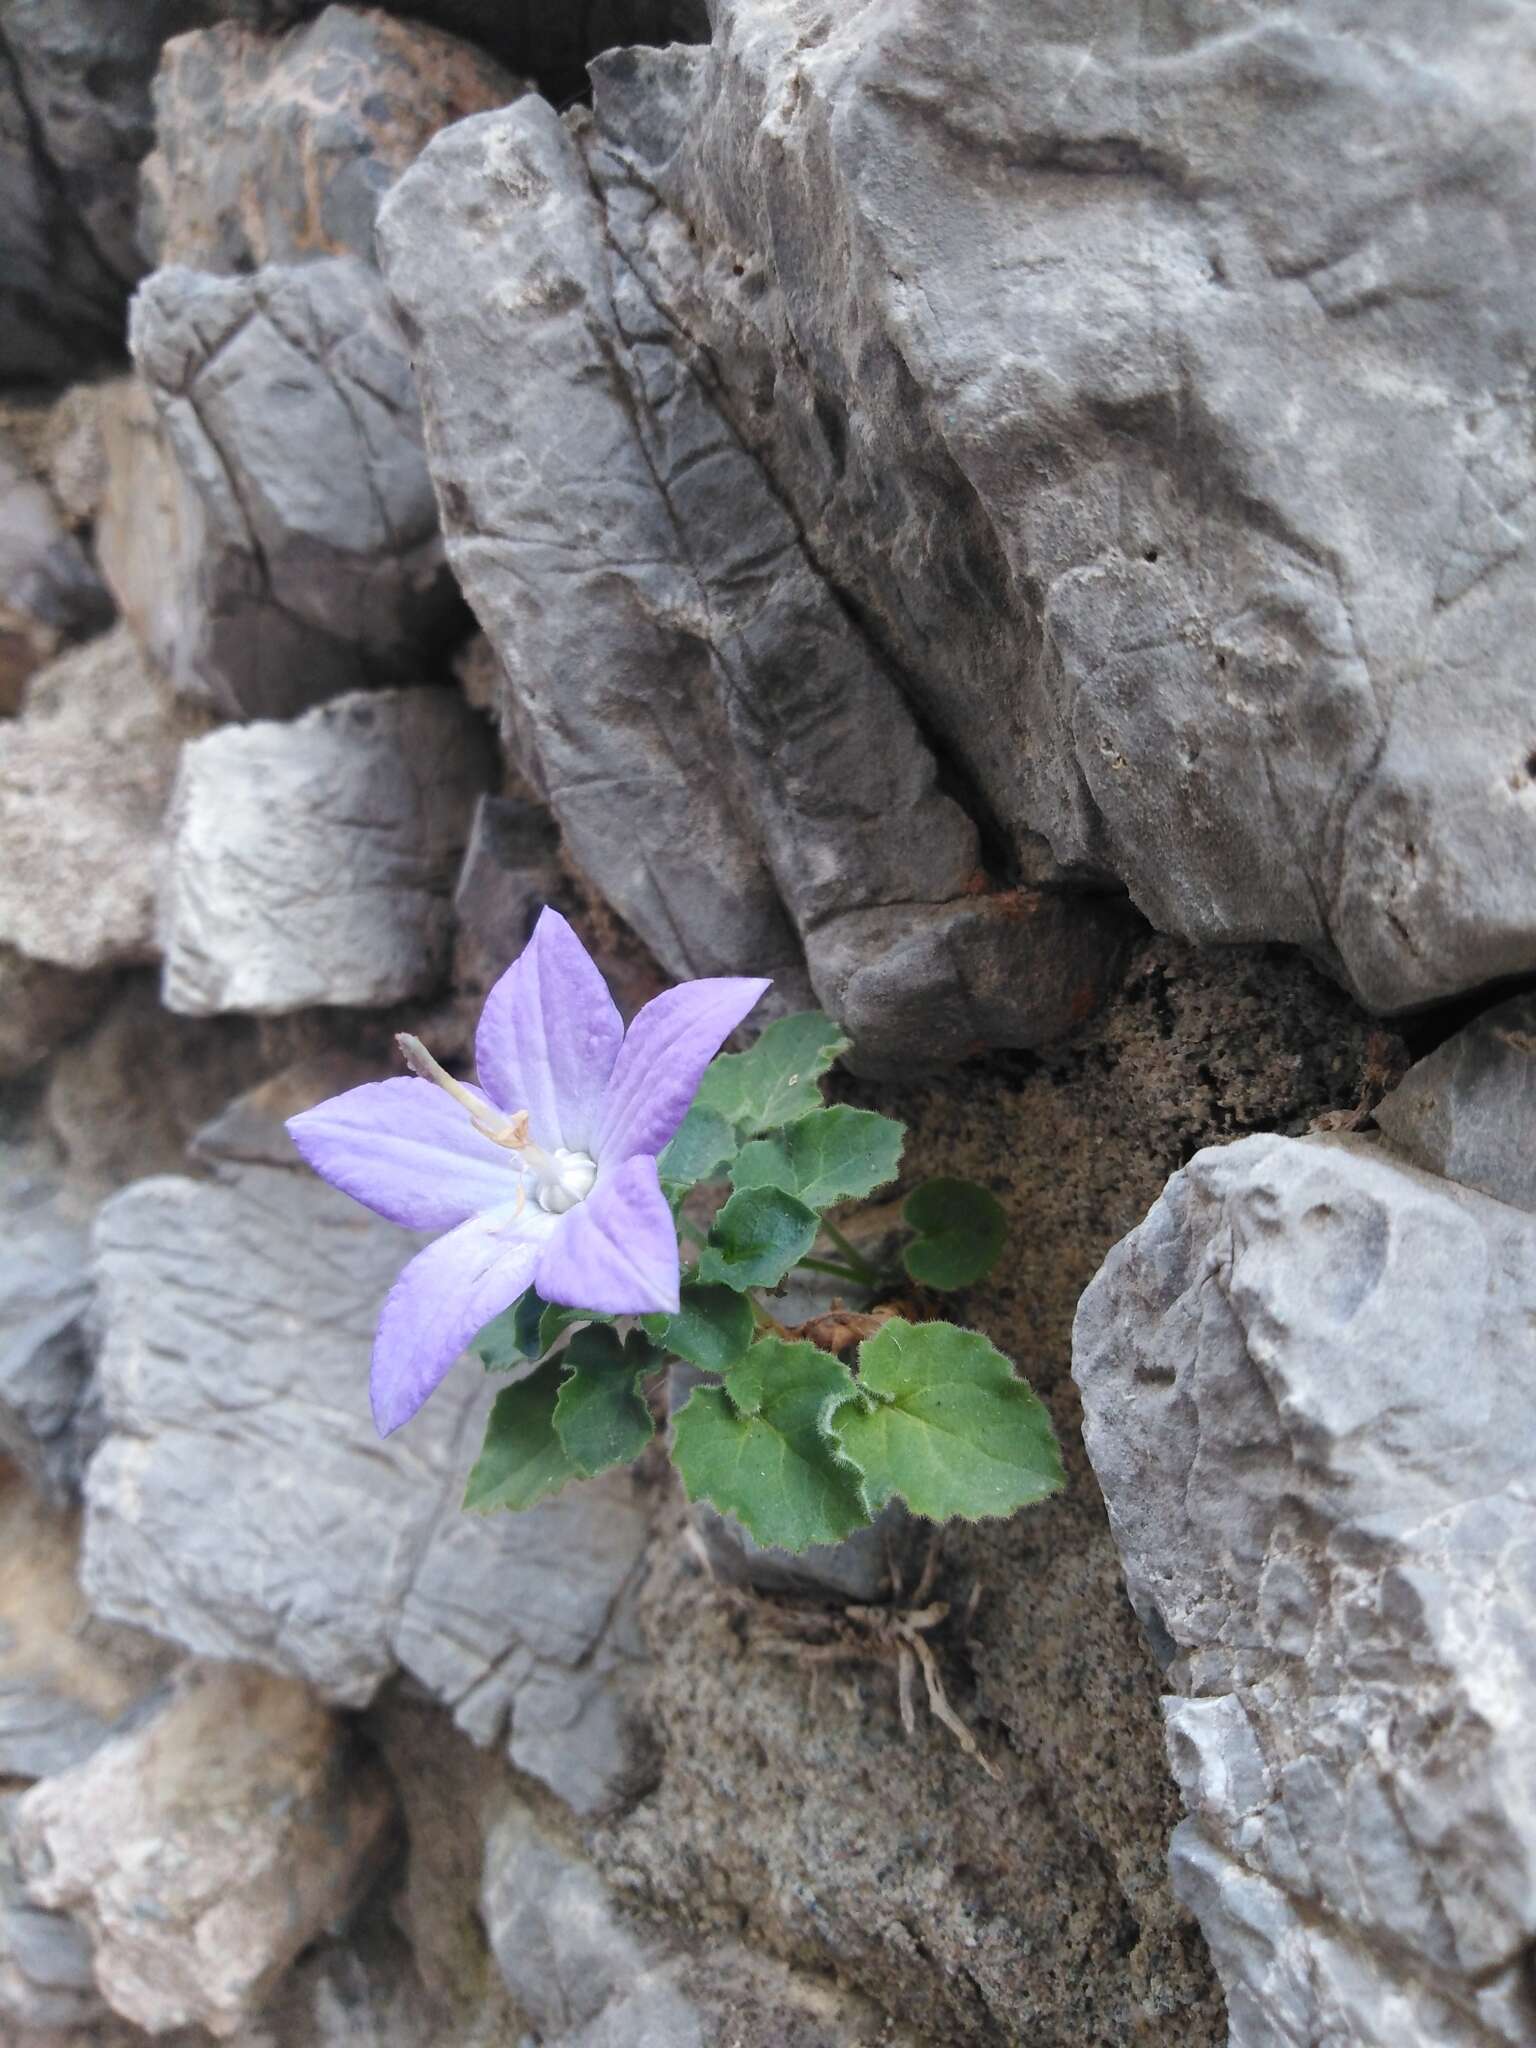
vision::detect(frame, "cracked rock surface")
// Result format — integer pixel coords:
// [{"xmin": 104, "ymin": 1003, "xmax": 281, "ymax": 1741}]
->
[
  {"xmin": 1074, "ymin": 1130, "xmax": 1536, "ymax": 2046},
  {"xmin": 131, "ymin": 256, "xmax": 464, "ymax": 719},
  {"xmin": 570, "ymin": 0, "xmax": 1536, "ymax": 1017}
]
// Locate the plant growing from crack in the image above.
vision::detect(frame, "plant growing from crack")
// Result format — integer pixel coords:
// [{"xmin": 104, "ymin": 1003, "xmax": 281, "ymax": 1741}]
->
[{"xmin": 287, "ymin": 910, "xmax": 1063, "ymax": 1551}]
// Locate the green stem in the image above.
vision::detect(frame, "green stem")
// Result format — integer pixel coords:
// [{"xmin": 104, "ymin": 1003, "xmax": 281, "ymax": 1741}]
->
[
  {"xmin": 796, "ymin": 1256, "xmax": 871, "ymax": 1284},
  {"xmin": 817, "ymin": 1218, "xmax": 882, "ymax": 1287}
]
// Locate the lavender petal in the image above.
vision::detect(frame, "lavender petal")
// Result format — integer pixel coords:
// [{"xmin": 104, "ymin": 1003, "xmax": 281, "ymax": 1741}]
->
[
  {"xmin": 475, "ymin": 906, "xmax": 624, "ymax": 1153},
  {"xmin": 535, "ymin": 1156, "xmax": 681, "ymax": 1317},
  {"xmin": 370, "ymin": 1201, "xmax": 554, "ymax": 1435},
  {"xmin": 287, "ymin": 1077, "xmax": 520, "ymax": 1231},
  {"xmin": 597, "ymin": 976, "xmax": 771, "ymax": 1169}
]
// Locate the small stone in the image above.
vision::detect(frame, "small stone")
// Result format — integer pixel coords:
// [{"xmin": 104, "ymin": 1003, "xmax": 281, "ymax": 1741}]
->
[
  {"xmin": 451, "ymin": 794, "xmax": 562, "ymax": 999},
  {"xmin": 1375, "ymin": 991, "xmax": 1536, "ymax": 1212},
  {"xmin": 13, "ymin": 1660, "xmax": 396, "ymax": 2038},
  {"xmin": 92, "ymin": 375, "xmax": 203, "ymax": 692},
  {"xmin": 0, "ymin": 625, "xmax": 202, "ymax": 973},
  {"xmin": 159, "ymin": 688, "xmax": 493, "ymax": 1016},
  {"xmin": 130, "ymin": 256, "xmax": 465, "ymax": 719},
  {"xmin": 141, "ymin": 6, "xmax": 524, "ymax": 273},
  {"xmin": 0, "ymin": 429, "xmax": 111, "ymax": 715}
]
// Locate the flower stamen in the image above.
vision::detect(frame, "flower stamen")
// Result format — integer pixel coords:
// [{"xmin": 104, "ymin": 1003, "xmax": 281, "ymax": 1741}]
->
[{"xmin": 396, "ymin": 1033, "xmax": 528, "ymax": 1151}]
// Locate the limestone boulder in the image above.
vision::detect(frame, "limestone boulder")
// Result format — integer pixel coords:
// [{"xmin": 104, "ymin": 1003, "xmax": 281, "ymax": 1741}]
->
[
  {"xmin": 13, "ymin": 1660, "xmax": 395, "ymax": 2038},
  {"xmin": 378, "ymin": 101, "xmax": 1133, "ymax": 1065},
  {"xmin": 141, "ymin": 6, "xmax": 522, "ymax": 273},
  {"xmin": 159, "ymin": 688, "xmax": 493, "ymax": 1015},
  {"xmin": 542, "ymin": 1, "xmax": 1536, "ymax": 1018},
  {"xmin": 0, "ymin": 626, "xmax": 203, "ymax": 973},
  {"xmin": 130, "ymin": 257, "xmax": 464, "ymax": 718},
  {"xmin": 1073, "ymin": 1131, "xmax": 1536, "ymax": 2045},
  {"xmin": 82, "ymin": 1064, "xmax": 653, "ymax": 1815}
]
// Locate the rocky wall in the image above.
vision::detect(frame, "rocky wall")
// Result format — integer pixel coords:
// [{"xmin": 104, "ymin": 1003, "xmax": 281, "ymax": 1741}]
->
[{"xmin": 1, "ymin": 4, "xmax": 1532, "ymax": 2046}]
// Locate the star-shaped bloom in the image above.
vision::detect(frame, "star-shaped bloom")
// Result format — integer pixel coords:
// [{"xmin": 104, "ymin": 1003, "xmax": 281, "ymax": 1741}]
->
[{"xmin": 287, "ymin": 909, "xmax": 768, "ymax": 1436}]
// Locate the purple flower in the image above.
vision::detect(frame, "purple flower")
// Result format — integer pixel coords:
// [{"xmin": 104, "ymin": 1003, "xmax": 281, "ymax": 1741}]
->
[{"xmin": 287, "ymin": 909, "xmax": 768, "ymax": 1436}]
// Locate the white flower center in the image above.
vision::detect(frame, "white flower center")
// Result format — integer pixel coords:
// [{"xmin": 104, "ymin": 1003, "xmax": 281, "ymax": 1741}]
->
[{"xmin": 396, "ymin": 1033, "xmax": 597, "ymax": 1216}]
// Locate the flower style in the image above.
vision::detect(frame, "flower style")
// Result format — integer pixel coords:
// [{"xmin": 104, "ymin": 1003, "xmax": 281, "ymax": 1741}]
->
[{"xmin": 287, "ymin": 909, "xmax": 768, "ymax": 1436}]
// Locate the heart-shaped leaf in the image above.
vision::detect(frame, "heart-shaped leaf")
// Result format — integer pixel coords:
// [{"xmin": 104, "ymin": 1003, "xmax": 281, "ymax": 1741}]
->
[{"xmin": 901, "ymin": 1178, "xmax": 1007, "ymax": 1290}]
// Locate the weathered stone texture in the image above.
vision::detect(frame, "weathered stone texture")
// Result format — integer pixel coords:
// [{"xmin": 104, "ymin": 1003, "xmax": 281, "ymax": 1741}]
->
[
  {"xmin": 0, "ymin": 1168, "xmax": 93, "ymax": 1503},
  {"xmin": 83, "ymin": 1065, "xmax": 653, "ymax": 1815},
  {"xmin": 14, "ymin": 1661, "xmax": 396, "ymax": 2037},
  {"xmin": 0, "ymin": 430, "xmax": 111, "ymax": 714},
  {"xmin": 1376, "ymin": 990, "xmax": 1536, "ymax": 1214},
  {"xmin": 0, "ymin": 950, "xmax": 104, "ymax": 1083},
  {"xmin": 159, "ymin": 688, "xmax": 492, "ymax": 1015},
  {"xmin": 568, "ymin": 2, "xmax": 1536, "ymax": 1018},
  {"xmin": 130, "ymin": 257, "xmax": 463, "ymax": 719},
  {"xmin": 378, "ymin": 100, "xmax": 1134, "ymax": 1066},
  {"xmin": 141, "ymin": 6, "xmax": 522, "ymax": 274},
  {"xmin": 0, "ymin": 626, "xmax": 199, "ymax": 975},
  {"xmin": 1074, "ymin": 1130, "xmax": 1536, "ymax": 2045}
]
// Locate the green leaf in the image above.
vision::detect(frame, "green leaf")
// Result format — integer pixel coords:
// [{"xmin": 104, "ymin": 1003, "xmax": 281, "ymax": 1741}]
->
[
  {"xmin": 697, "ymin": 1185, "xmax": 818, "ymax": 1292},
  {"xmin": 901, "ymin": 1177, "xmax": 1007, "ymax": 1289},
  {"xmin": 692, "ymin": 1012, "xmax": 851, "ymax": 1137},
  {"xmin": 828, "ymin": 1319, "xmax": 1062, "ymax": 1522},
  {"xmin": 643, "ymin": 1282, "xmax": 755, "ymax": 1374},
  {"xmin": 464, "ymin": 1362, "xmax": 579, "ymax": 1512},
  {"xmin": 658, "ymin": 1104, "xmax": 738, "ymax": 1192},
  {"xmin": 671, "ymin": 1337, "xmax": 869, "ymax": 1550},
  {"xmin": 537, "ymin": 1301, "xmax": 612, "ymax": 1354},
  {"xmin": 475, "ymin": 1287, "xmax": 548, "ymax": 1372},
  {"xmin": 731, "ymin": 1106, "xmax": 905, "ymax": 1211},
  {"xmin": 552, "ymin": 1327, "xmax": 658, "ymax": 1476}
]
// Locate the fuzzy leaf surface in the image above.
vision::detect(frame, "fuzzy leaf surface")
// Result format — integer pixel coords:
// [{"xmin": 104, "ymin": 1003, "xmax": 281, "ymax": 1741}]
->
[
  {"xmin": 658, "ymin": 1104, "xmax": 738, "ymax": 1192},
  {"xmin": 553, "ymin": 1326, "xmax": 657, "ymax": 1476},
  {"xmin": 829, "ymin": 1319, "xmax": 1062, "ymax": 1522},
  {"xmin": 464, "ymin": 1361, "xmax": 578, "ymax": 1512},
  {"xmin": 731, "ymin": 1105, "xmax": 904, "ymax": 1211},
  {"xmin": 671, "ymin": 1337, "xmax": 867, "ymax": 1550},
  {"xmin": 697, "ymin": 1185, "xmax": 818, "ymax": 1292},
  {"xmin": 692, "ymin": 1012, "xmax": 850, "ymax": 1137},
  {"xmin": 475, "ymin": 1287, "xmax": 548, "ymax": 1372},
  {"xmin": 643, "ymin": 1282, "xmax": 755, "ymax": 1374},
  {"xmin": 902, "ymin": 1177, "xmax": 1007, "ymax": 1289}
]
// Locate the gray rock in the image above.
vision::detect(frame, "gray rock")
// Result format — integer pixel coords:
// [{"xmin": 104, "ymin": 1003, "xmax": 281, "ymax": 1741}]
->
[
  {"xmin": 568, "ymin": 5, "xmax": 1536, "ymax": 1017},
  {"xmin": 13, "ymin": 1660, "xmax": 396, "ymax": 2038},
  {"xmin": 0, "ymin": 625, "xmax": 203, "ymax": 974},
  {"xmin": 0, "ymin": 429, "xmax": 111, "ymax": 715},
  {"xmin": 0, "ymin": 1793, "xmax": 105, "ymax": 2035},
  {"xmin": 0, "ymin": 0, "xmax": 181, "ymax": 385},
  {"xmin": 0, "ymin": 949, "xmax": 105, "ymax": 1083},
  {"xmin": 141, "ymin": 7, "xmax": 522, "ymax": 274},
  {"xmin": 482, "ymin": 1797, "xmax": 897, "ymax": 2048},
  {"xmin": 159, "ymin": 688, "xmax": 493, "ymax": 1016},
  {"xmin": 0, "ymin": 1158, "xmax": 94, "ymax": 1503},
  {"xmin": 82, "ymin": 1064, "xmax": 652, "ymax": 1814},
  {"xmin": 1073, "ymin": 1131, "xmax": 1536, "ymax": 2045},
  {"xmin": 92, "ymin": 374, "xmax": 205, "ymax": 691},
  {"xmin": 130, "ymin": 257, "xmax": 464, "ymax": 719},
  {"xmin": 1376, "ymin": 991, "xmax": 1536, "ymax": 1213},
  {"xmin": 377, "ymin": 99, "xmax": 1132, "ymax": 1064},
  {"xmin": 451, "ymin": 792, "xmax": 562, "ymax": 1000}
]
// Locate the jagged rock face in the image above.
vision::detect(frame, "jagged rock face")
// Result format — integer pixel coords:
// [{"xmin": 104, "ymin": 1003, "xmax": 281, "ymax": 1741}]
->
[
  {"xmin": 159, "ymin": 688, "xmax": 492, "ymax": 1014},
  {"xmin": 130, "ymin": 257, "xmax": 463, "ymax": 719},
  {"xmin": 82, "ymin": 1065, "xmax": 653, "ymax": 1816},
  {"xmin": 377, "ymin": 101, "xmax": 1138, "ymax": 1068},
  {"xmin": 0, "ymin": 625, "xmax": 203, "ymax": 973},
  {"xmin": 559, "ymin": 1, "xmax": 1536, "ymax": 1018},
  {"xmin": 1073, "ymin": 1131, "xmax": 1536, "ymax": 2046},
  {"xmin": 13, "ymin": 1660, "xmax": 396, "ymax": 2037},
  {"xmin": 141, "ymin": 7, "xmax": 523, "ymax": 273}
]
